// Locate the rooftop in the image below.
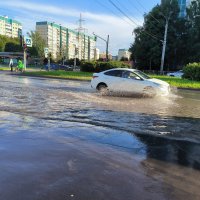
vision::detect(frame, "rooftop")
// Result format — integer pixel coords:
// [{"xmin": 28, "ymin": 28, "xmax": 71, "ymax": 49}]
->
[
  {"xmin": 36, "ymin": 21, "xmax": 96, "ymax": 40},
  {"xmin": 0, "ymin": 15, "xmax": 22, "ymax": 25}
]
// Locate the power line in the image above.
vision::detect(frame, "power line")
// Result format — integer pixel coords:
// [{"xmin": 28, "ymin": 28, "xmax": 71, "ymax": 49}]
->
[
  {"xmin": 108, "ymin": 0, "xmax": 162, "ymax": 41},
  {"xmin": 134, "ymin": 0, "xmax": 161, "ymax": 24},
  {"xmin": 115, "ymin": 0, "xmax": 143, "ymax": 24},
  {"xmin": 95, "ymin": 0, "xmax": 134, "ymax": 27},
  {"xmin": 115, "ymin": 0, "xmax": 158, "ymax": 31},
  {"xmin": 94, "ymin": 0, "xmax": 134, "ymax": 52},
  {"xmin": 95, "ymin": 0, "xmax": 160, "ymax": 44},
  {"xmin": 127, "ymin": 0, "xmax": 146, "ymax": 16}
]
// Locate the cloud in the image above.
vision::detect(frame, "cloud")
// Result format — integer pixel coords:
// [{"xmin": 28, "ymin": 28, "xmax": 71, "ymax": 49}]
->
[{"xmin": 0, "ymin": 0, "xmax": 143, "ymax": 54}]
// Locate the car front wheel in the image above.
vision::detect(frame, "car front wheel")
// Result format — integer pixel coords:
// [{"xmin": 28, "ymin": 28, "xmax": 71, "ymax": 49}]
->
[{"xmin": 143, "ymin": 86, "xmax": 156, "ymax": 97}]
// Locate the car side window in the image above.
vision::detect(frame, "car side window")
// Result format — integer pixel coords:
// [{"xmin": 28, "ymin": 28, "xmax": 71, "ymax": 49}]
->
[
  {"xmin": 104, "ymin": 70, "xmax": 123, "ymax": 77},
  {"xmin": 122, "ymin": 71, "xmax": 131, "ymax": 78},
  {"xmin": 129, "ymin": 72, "xmax": 141, "ymax": 80},
  {"xmin": 121, "ymin": 71, "xmax": 141, "ymax": 80}
]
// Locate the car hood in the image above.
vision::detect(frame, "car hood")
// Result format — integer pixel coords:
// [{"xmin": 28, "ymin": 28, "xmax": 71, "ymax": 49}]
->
[{"xmin": 148, "ymin": 78, "xmax": 169, "ymax": 86}]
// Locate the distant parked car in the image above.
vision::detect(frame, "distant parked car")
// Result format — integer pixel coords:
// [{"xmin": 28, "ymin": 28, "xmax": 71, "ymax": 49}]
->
[
  {"xmin": 43, "ymin": 64, "xmax": 73, "ymax": 71},
  {"xmin": 167, "ymin": 70, "xmax": 183, "ymax": 78},
  {"xmin": 58, "ymin": 64, "xmax": 73, "ymax": 71},
  {"xmin": 91, "ymin": 68, "xmax": 170, "ymax": 96}
]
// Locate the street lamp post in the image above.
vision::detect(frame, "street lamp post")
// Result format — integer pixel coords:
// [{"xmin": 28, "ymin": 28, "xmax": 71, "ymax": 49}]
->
[{"xmin": 93, "ymin": 33, "xmax": 109, "ymax": 61}]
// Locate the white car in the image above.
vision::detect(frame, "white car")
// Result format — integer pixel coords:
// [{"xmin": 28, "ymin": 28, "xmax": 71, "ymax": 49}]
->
[
  {"xmin": 91, "ymin": 68, "xmax": 170, "ymax": 96},
  {"xmin": 167, "ymin": 70, "xmax": 183, "ymax": 78}
]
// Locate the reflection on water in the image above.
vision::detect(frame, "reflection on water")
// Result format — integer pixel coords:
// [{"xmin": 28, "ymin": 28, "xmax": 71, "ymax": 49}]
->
[{"xmin": 0, "ymin": 74, "xmax": 200, "ymax": 170}]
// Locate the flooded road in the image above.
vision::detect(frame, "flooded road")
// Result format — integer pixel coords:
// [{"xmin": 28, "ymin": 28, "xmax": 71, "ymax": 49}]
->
[{"xmin": 0, "ymin": 72, "xmax": 200, "ymax": 200}]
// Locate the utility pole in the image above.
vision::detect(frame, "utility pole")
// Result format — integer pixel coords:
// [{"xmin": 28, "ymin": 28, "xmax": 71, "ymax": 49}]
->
[
  {"xmin": 48, "ymin": 53, "xmax": 51, "ymax": 71},
  {"xmin": 160, "ymin": 17, "xmax": 169, "ymax": 73},
  {"xmin": 106, "ymin": 35, "xmax": 109, "ymax": 61},
  {"xmin": 160, "ymin": 0, "xmax": 172, "ymax": 73},
  {"xmin": 93, "ymin": 33, "xmax": 110, "ymax": 61},
  {"xmin": 74, "ymin": 45, "xmax": 78, "ymax": 70}
]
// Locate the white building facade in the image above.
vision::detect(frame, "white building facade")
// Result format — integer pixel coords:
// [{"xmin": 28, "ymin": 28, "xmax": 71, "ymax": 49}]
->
[
  {"xmin": 118, "ymin": 49, "xmax": 131, "ymax": 61},
  {"xmin": 36, "ymin": 21, "xmax": 96, "ymax": 60},
  {"xmin": 0, "ymin": 16, "xmax": 22, "ymax": 38}
]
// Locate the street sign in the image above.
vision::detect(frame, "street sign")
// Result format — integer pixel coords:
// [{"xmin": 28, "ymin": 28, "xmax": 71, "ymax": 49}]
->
[
  {"xmin": 24, "ymin": 37, "xmax": 32, "ymax": 47},
  {"xmin": 44, "ymin": 48, "xmax": 49, "ymax": 58}
]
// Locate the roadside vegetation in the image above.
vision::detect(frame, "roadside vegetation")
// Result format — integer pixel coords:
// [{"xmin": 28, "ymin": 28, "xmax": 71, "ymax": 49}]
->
[
  {"xmin": 1, "ymin": 60, "xmax": 200, "ymax": 89},
  {"xmin": 80, "ymin": 61, "xmax": 130, "ymax": 72},
  {"xmin": 129, "ymin": 0, "xmax": 200, "ymax": 71},
  {"xmin": 151, "ymin": 75, "xmax": 200, "ymax": 89},
  {"xmin": 0, "ymin": 35, "xmax": 23, "ymax": 52},
  {"xmin": 24, "ymin": 71, "xmax": 92, "ymax": 81},
  {"xmin": 0, "ymin": 67, "xmax": 10, "ymax": 71},
  {"xmin": 183, "ymin": 63, "xmax": 200, "ymax": 81},
  {"xmin": 21, "ymin": 70, "xmax": 200, "ymax": 89}
]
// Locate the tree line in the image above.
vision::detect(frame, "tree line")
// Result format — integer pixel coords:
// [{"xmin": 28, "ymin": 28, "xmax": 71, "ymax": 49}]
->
[
  {"xmin": 129, "ymin": 0, "xmax": 200, "ymax": 71},
  {"xmin": 0, "ymin": 35, "xmax": 23, "ymax": 52},
  {"xmin": 0, "ymin": 31, "xmax": 45, "ymax": 57}
]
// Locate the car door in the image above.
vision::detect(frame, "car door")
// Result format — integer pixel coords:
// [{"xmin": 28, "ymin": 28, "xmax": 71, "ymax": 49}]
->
[
  {"xmin": 104, "ymin": 70, "xmax": 124, "ymax": 92},
  {"xmin": 121, "ymin": 71, "xmax": 146, "ymax": 94}
]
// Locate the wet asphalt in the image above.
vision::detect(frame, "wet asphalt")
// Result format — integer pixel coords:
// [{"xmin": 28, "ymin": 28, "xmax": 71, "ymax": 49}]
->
[{"xmin": 0, "ymin": 72, "xmax": 200, "ymax": 200}]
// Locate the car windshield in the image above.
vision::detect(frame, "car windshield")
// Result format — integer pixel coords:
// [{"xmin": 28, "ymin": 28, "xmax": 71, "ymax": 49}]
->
[{"xmin": 134, "ymin": 70, "xmax": 151, "ymax": 79}]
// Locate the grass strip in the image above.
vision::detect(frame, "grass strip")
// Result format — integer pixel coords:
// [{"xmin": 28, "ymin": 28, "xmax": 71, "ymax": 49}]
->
[
  {"xmin": 151, "ymin": 75, "xmax": 200, "ymax": 89},
  {"xmin": 24, "ymin": 71, "xmax": 93, "ymax": 81}
]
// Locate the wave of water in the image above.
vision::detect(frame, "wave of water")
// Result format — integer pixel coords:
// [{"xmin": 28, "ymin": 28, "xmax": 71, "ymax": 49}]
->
[{"xmin": 0, "ymin": 75, "xmax": 200, "ymax": 144}]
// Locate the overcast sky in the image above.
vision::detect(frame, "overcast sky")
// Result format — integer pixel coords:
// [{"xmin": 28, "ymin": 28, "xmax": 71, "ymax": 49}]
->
[{"xmin": 0, "ymin": 0, "xmax": 160, "ymax": 55}]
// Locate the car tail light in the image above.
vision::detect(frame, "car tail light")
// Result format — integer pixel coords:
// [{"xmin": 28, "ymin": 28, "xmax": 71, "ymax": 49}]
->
[{"xmin": 92, "ymin": 76, "xmax": 98, "ymax": 79}]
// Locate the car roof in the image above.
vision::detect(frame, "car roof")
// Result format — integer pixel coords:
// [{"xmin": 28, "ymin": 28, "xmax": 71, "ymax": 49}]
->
[{"xmin": 101, "ymin": 68, "xmax": 137, "ymax": 73}]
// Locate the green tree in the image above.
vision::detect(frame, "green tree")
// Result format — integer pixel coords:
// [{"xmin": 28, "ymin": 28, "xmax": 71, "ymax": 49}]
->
[
  {"xmin": 4, "ymin": 42, "xmax": 22, "ymax": 52},
  {"xmin": 187, "ymin": 0, "xmax": 200, "ymax": 62},
  {"xmin": 27, "ymin": 31, "xmax": 46, "ymax": 57},
  {"xmin": 0, "ymin": 35, "xmax": 22, "ymax": 52},
  {"xmin": 120, "ymin": 56, "xmax": 129, "ymax": 61},
  {"xmin": 130, "ymin": 0, "xmax": 189, "ymax": 70},
  {"xmin": 0, "ymin": 35, "xmax": 7, "ymax": 51}
]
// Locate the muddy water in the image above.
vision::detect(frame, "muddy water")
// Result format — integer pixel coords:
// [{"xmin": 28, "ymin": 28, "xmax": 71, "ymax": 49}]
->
[{"xmin": 0, "ymin": 73, "xmax": 200, "ymax": 200}]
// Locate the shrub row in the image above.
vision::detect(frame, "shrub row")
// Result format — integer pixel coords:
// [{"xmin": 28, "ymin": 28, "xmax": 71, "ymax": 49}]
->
[
  {"xmin": 183, "ymin": 63, "xmax": 200, "ymax": 81},
  {"xmin": 80, "ymin": 61, "xmax": 131, "ymax": 72}
]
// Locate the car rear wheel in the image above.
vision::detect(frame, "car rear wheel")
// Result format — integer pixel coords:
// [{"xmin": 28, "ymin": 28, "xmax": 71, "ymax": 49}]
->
[{"xmin": 97, "ymin": 83, "xmax": 108, "ymax": 95}]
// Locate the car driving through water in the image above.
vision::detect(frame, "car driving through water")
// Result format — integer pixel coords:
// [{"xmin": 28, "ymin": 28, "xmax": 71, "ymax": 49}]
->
[{"xmin": 91, "ymin": 68, "xmax": 170, "ymax": 96}]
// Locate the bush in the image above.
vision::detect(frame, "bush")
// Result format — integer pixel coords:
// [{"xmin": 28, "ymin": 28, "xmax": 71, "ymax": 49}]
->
[
  {"xmin": 80, "ymin": 61, "xmax": 130, "ymax": 72},
  {"xmin": 80, "ymin": 61, "xmax": 96, "ymax": 72},
  {"xmin": 183, "ymin": 63, "xmax": 200, "ymax": 81},
  {"xmin": 63, "ymin": 58, "xmax": 81, "ymax": 66}
]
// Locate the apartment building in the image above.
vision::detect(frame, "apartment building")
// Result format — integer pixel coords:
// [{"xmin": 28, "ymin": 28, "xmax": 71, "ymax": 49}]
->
[
  {"xmin": 94, "ymin": 48, "xmax": 100, "ymax": 60},
  {"xmin": 36, "ymin": 21, "xmax": 96, "ymax": 60},
  {"xmin": 99, "ymin": 52, "xmax": 113, "ymax": 60},
  {"xmin": 118, "ymin": 49, "xmax": 131, "ymax": 61},
  {"xmin": 0, "ymin": 16, "xmax": 22, "ymax": 38}
]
